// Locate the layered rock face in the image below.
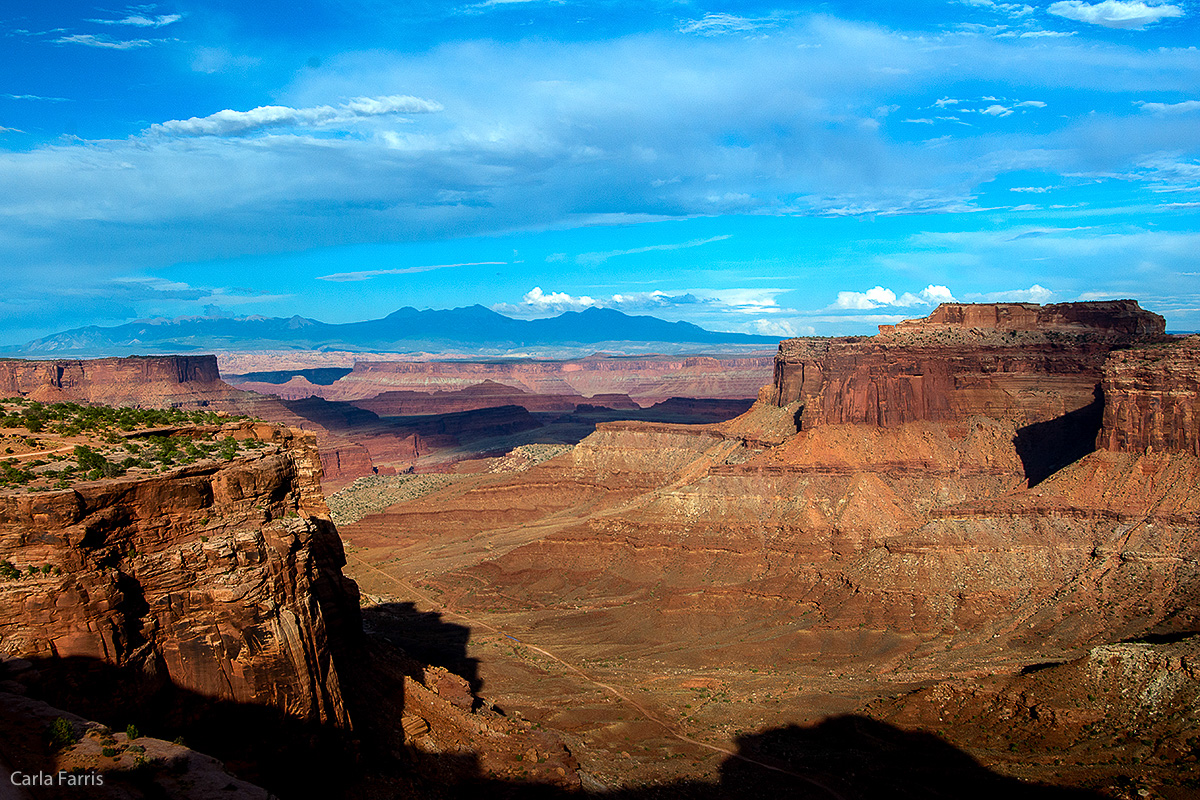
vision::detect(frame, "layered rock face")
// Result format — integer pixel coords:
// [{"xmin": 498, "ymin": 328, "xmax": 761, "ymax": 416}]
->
[
  {"xmin": 0, "ymin": 422, "xmax": 359, "ymax": 728},
  {"xmin": 255, "ymin": 354, "xmax": 775, "ymax": 405},
  {"xmin": 1098, "ymin": 336, "xmax": 1200, "ymax": 456},
  {"xmin": 350, "ymin": 380, "xmax": 639, "ymax": 416},
  {"xmin": 0, "ymin": 356, "xmax": 243, "ymax": 408},
  {"xmin": 770, "ymin": 300, "xmax": 1166, "ymax": 429},
  {"xmin": 345, "ymin": 302, "xmax": 1193, "ymax": 663}
]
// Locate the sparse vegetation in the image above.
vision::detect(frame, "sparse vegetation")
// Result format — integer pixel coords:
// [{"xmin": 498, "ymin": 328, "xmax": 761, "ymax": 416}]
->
[{"xmin": 47, "ymin": 718, "xmax": 77, "ymax": 750}]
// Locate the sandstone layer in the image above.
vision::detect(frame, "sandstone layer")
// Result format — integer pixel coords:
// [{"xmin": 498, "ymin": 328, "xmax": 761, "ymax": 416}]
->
[
  {"xmin": 0, "ymin": 356, "xmax": 244, "ymax": 409},
  {"xmin": 770, "ymin": 300, "xmax": 1166, "ymax": 429}
]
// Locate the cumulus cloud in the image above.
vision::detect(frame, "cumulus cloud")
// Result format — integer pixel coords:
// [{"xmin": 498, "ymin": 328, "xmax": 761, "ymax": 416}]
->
[
  {"xmin": 491, "ymin": 286, "xmax": 780, "ymax": 319},
  {"xmin": 835, "ymin": 285, "xmax": 956, "ymax": 309},
  {"xmin": 149, "ymin": 95, "xmax": 443, "ymax": 137},
  {"xmin": 55, "ymin": 33, "xmax": 153, "ymax": 49},
  {"xmin": 969, "ymin": 284, "xmax": 1056, "ymax": 302},
  {"xmin": 1048, "ymin": 0, "xmax": 1184, "ymax": 29},
  {"xmin": 750, "ymin": 319, "xmax": 800, "ymax": 337}
]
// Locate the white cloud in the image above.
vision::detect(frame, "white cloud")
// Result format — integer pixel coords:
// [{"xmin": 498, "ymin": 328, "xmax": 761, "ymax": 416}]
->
[
  {"xmin": 1011, "ymin": 186, "xmax": 1053, "ymax": 192},
  {"xmin": 1047, "ymin": 0, "xmax": 1184, "ymax": 29},
  {"xmin": 55, "ymin": 33, "xmax": 152, "ymax": 49},
  {"xmin": 508, "ymin": 286, "xmax": 598, "ymax": 314},
  {"xmin": 679, "ymin": 13, "xmax": 779, "ymax": 36},
  {"xmin": 491, "ymin": 286, "xmax": 791, "ymax": 320},
  {"xmin": 1015, "ymin": 100, "xmax": 1047, "ymax": 108},
  {"xmin": 88, "ymin": 13, "xmax": 182, "ymax": 28},
  {"xmin": 317, "ymin": 262, "xmax": 505, "ymax": 282},
  {"xmin": 934, "ymin": 97, "xmax": 961, "ymax": 108},
  {"xmin": 148, "ymin": 95, "xmax": 443, "ymax": 137},
  {"xmin": 835, "ymin": 284, "xmax": 956, "ymax": 309},
  {"xmin": 750, "ymin": 319, "xmax": 799, "ymax": 337},
  {"xmin": 1137, "ymin": 100, "xmax": 1200, "ymax": 114},
  {"xmin": 958, "ymin": 0, "xmax": 1035, "ymax": 16},
  {"xmin": 969, "ymin": 284, "xmax": 1056, "ymax": 302},
  {"xmin": 980, "ymin": 104, "xmax": 1014, "ymax": 117}
]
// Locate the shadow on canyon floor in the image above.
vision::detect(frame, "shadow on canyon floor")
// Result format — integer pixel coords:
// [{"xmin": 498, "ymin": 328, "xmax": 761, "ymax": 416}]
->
[
  {"xmin": 0, "ymin": 646, "xmax": 1118, "ymax": 800},
  {"xmin": 362, "ymin": 601, "xmax": 483, "ymax": 699}
]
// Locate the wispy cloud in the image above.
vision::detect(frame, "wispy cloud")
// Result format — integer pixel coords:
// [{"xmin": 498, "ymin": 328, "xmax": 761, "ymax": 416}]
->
[
  {"xmin": 56, "ymin": 33, "xmax": 153, "ymax": 49},
  {"xmin": 148, "ymin": 95, "xmax": 443, "ymax": 137},
  {"xmin": 317, "ymin": 262, "xmax": 505, "ymax": 282},
  {"xmin": 678, "ymin": 13, "xmax": 781, "ymax": 36},
  {"xmin": 88, "ymin": 12, "xmax": 182, "ymax": 28},
  {"xmin": 957, "ymin": 0, "xmax": 1035, "ymax": 17},
  {"xmin": 575, "ymin": 235, "xmax": 731, "ymax": 265},
  {"xmin": 3, "ymin": 93, "xmax": 69, "ymax": 102},
  {"xmin": 1137, "ymin": 99, "xmax": 1200, "ymax": 114},
  {"xmin": 1048, "ymin": 1, "xmax": 1184, "ymax": 29}
]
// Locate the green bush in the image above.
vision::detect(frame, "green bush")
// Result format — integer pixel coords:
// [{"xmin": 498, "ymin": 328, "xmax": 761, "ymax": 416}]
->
[{"xmin": 48, "ymin": 718, "xmax": 76, "ymax": 750}]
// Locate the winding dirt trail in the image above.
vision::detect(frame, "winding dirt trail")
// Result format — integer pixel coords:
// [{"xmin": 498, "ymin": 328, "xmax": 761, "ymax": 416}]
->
[{"xmin": 346, "ymin": 553, "xmax": 846, "ymax": 799}]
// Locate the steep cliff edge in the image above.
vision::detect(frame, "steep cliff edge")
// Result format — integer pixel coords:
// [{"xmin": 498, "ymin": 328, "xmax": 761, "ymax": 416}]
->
[
  {"xmin": 769, "ymin": 300, "xmax": 1166, "ymax": 429},
  {"xmin": 0, "ymin": 356, "xmax": 243, "ymax": 408},
  {"xmin": 0, "ymin": 422, "xmax": 359, "ymax": 729}
]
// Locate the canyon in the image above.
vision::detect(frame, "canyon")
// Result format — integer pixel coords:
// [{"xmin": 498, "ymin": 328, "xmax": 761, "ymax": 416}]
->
[{"xmin": 0, "ymin": 299, "xmax": 1197, "ymax": 798}]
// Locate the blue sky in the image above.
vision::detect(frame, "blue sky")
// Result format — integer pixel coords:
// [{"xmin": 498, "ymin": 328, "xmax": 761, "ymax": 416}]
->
[{"xmin": 1, "ymin": 0, "xmax": 1197, "ymax": 343}]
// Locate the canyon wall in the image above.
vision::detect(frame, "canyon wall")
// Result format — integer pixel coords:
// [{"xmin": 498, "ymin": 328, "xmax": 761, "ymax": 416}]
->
[
  {"xmin": 770, "ymin": 300, "xmax": 1166, "ymax": 430},
  {"xmin": 250, "ymin": 354, "xmax": 775, "ymax": 405},
  {"xmin": 0, "ymin": 422, "xmax": 359, "ymax": 728},
  {"xmin": 1098, "ymin": 336, "xmax": 1200, "ymax": 457},
  {"xmin": 0, "ymin": 355, "xmax": 243, "ymax": 408}
]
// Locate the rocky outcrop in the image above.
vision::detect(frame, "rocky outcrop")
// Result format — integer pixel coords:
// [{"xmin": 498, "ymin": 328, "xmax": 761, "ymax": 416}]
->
[
  {"xmin": 0, "ymin": 422, "xmax": 359, "ymax": 730},
  {"xmin": 1098, "ymin": 336, "xmax": 1200, "ymax": 457},
  {"xmin": 880, "ymin": 299, "xmax": 1166, "ymax": 337},
  {"xmin": 770, "ymin": 301, "xmax": 1166, "ymax": 430}
]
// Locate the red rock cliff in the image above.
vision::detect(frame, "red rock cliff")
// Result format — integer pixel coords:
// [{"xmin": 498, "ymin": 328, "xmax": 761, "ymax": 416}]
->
[
  {"xmin": 0, "ymin": 423, "xmax": 359, "ymax": 728},
  {"xmin": 770, "ymin": 301, "xmax": 1166, "ymax": 429},
  {"xmin": 0, "ymin": 355, "xmax": 243, "ymax": 408},
  {"xmin": 1098, "ymin": 336, "xmax": 1200, "ymax": 456}
]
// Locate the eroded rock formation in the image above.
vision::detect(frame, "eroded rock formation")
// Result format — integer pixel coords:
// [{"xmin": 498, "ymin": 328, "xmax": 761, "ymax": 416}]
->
[
  {"xmin": 1099, "ymin": 336, "xmax": 1200, "ymax": 456},
  {"xmin": 769, "ymin": 300, "xmax": 1166, "ymax": 430},
  {"xmin": 0, "ymin": 422, "xmax": 359, "ymax": 729},
  {"xmin": 0, "ymin": 356, "xmax": 241, "ymax": 408}
]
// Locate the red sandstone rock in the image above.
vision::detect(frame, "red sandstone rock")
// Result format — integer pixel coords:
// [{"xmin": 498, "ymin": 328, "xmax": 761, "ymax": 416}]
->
[
  {"xmin": 1098, "ymin": 335, "xmax": 1200, "ymax": 457},
  {"xmin": 770, "ymin": 301, "xmax": 1165, "ymax": 429},
  {"xmin": 0, "ymin": 423, "xmax": 359, "ymax": 729},
  {"xmin": 0, "ymin": 356, "xmax": 244, "ymax": 408}
]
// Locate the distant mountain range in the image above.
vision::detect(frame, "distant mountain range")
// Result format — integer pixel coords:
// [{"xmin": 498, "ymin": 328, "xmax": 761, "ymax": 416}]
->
[{"xmin": 4, "ymin": 306, "xmax": 779, "ymax": 357}]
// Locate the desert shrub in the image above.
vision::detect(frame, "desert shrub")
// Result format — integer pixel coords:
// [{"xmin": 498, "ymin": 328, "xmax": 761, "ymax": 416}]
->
[{"xmin": 48, "ymin": 718, "xmax": 77, "ymax": 750}]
